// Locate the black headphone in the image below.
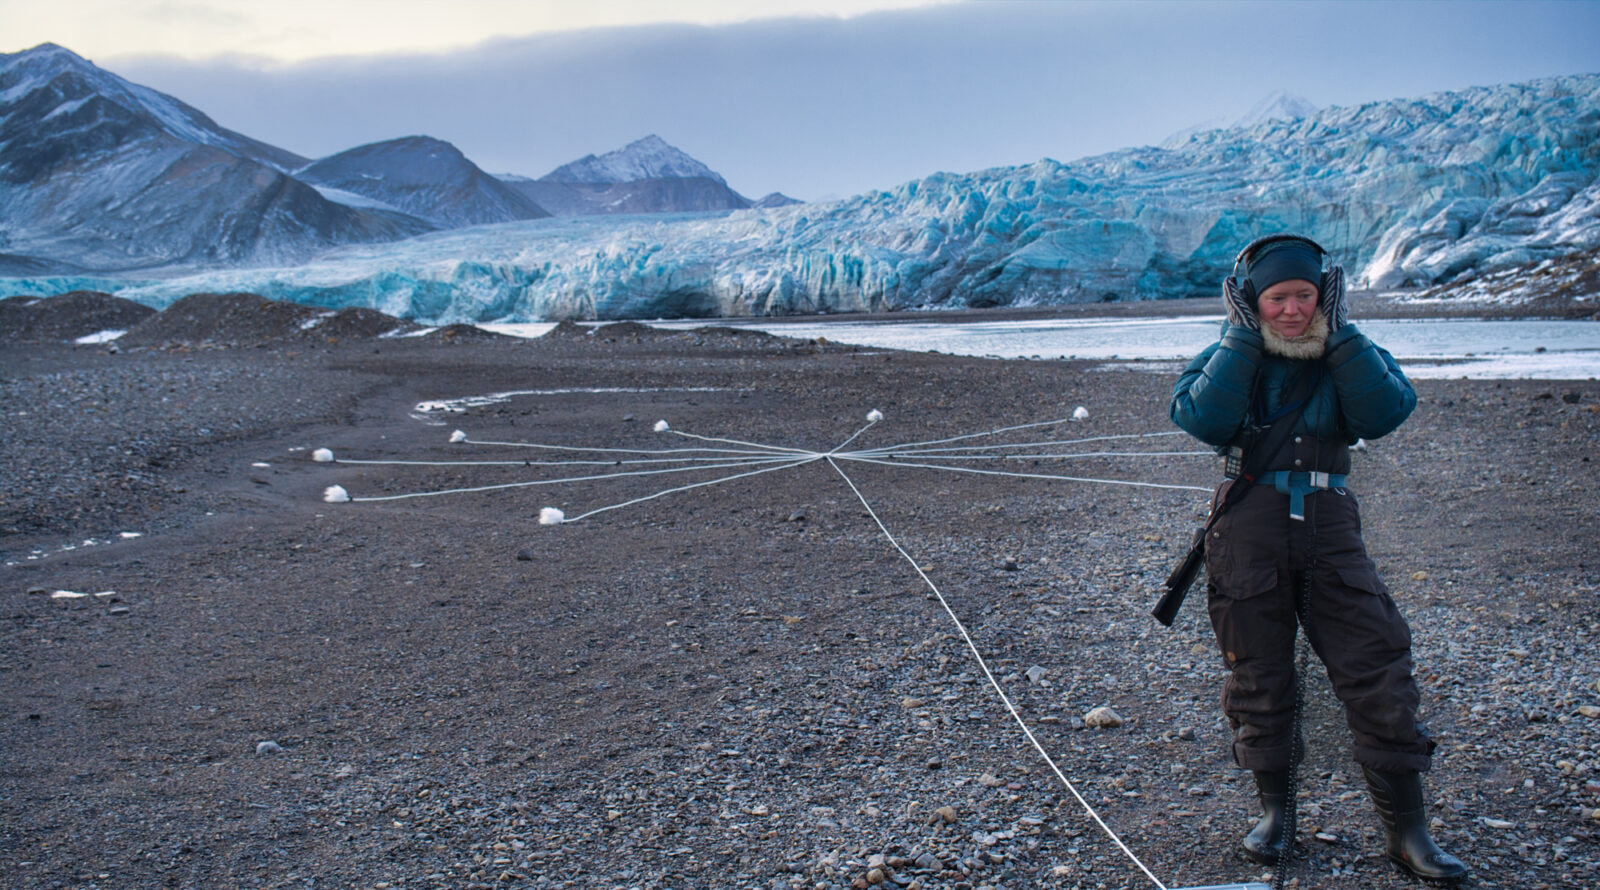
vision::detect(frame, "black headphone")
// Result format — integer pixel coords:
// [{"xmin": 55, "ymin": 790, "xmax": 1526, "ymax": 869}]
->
[{"xmin": 1229, "ymin": 233, "xmax": 1330, "ymax": 305}]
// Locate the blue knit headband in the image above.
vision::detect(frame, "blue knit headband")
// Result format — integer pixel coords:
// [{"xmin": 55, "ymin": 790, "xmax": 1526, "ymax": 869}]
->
[{"xmin": 1245, "ymin": 240, "xmax": 1323, "ymax": 296}]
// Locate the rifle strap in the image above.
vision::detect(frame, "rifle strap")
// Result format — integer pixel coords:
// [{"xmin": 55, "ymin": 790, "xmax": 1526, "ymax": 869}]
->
[
  {"xmin": 1209, "ymin": 366, "xmax": 1319, "ymax": 526},
  {"xmin": 1152, "ymin": 365, "xmax": 1319, "ymax": 625}
]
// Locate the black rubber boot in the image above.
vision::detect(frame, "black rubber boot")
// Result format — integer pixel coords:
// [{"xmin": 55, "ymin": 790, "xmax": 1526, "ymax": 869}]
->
[
  {"xmin": 1362, "ymin": 766, "xmax": 1469, "ymax": 884},
  {"xmin": 1240, "ymin": 769, "xmax": 1291, "ymax": 865}
]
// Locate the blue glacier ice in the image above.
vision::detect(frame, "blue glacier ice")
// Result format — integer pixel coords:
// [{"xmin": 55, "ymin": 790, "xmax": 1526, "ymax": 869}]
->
[{"xmin": 5, "ymin": 73, "xmax": 1597, "ymax": 323}]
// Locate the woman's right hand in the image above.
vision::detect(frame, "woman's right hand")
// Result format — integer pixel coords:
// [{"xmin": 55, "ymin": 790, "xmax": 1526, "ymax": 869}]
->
[{"xmin": 1223, "ymin": 277, "xmax": 1260, "ymax": 331}]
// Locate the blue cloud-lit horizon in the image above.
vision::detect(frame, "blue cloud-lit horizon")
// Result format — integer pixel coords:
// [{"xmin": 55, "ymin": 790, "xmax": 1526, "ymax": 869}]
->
[{"xmin": 20, "ymin": 1, "xmax": 1600, "ymax": 201}]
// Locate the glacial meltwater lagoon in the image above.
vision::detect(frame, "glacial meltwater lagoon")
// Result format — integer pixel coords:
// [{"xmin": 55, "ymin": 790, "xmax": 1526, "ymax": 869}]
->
[{"xmin": 482, "ymin": 316, "xmax": 1600, "ymax": 380}]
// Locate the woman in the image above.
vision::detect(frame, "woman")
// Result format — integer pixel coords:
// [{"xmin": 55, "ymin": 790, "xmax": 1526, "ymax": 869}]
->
[{"xmin": 1169, "ymin": 234, "xmax": 1467, "ymax": 883}]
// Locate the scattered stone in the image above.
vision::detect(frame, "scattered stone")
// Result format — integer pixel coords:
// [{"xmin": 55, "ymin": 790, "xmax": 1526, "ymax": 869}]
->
[
  {"xmin": 6, "ymin": 309, "xmax": 1596, "ymax": 890},
  {"xmin": 1577, "ymin": 705, "xmax": 1600, "ymax": 719},
  {"xmin": 1002, "ymin": 557, "xmax": 1019, "ymax": 572},
  {"xmin": 256, "ymin": 740, "xmax": 283, "ymax": 755},
  {"xmin": 1083, "ymin": 706, "xmax": 1124, "ymax": 728},
  {"xmin": 108, "ymin": 605, "xmax": 131, "ymax": 616},
  {"xmin": 933, "ymin": 806, "xmax": 958, "ymax": 825},
  {"xmin": 1482, "ymin": 817, "xmax": 1516, "ymax": 829}
]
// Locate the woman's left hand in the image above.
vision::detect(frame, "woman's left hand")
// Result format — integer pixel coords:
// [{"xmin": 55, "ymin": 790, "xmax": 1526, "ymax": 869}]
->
[{"xmin": 1321, "ymin": 265, "xmax": 1349, "ymax": 330}]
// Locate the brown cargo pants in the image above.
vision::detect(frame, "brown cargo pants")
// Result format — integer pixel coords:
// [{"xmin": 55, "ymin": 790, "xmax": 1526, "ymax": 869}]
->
[{"xmin": 1203, "ymin": 480, "xmax": 1436, "ymax": 773}]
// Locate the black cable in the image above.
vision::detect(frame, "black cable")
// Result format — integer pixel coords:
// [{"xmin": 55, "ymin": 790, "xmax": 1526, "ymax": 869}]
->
[{"xmin": 1271, "ymin": 435, "xmax": 1322, "ymax": 890}]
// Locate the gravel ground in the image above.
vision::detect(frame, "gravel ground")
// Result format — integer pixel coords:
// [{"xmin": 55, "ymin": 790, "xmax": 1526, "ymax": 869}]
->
[{"xmin": 2, "ymin": 318, "xmax": 1598, "ymax": 890}]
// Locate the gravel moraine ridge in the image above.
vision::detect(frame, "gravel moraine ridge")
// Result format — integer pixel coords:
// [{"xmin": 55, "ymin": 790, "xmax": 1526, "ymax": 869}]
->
[{"xmin": 2, "ymin": 316, "xmax": 1598, "ymax": 890}]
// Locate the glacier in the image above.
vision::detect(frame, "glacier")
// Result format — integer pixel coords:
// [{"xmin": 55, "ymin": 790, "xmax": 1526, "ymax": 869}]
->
[{"xmin": 4, "ymin": 73, "xmax": 1598, "ymax": 323}]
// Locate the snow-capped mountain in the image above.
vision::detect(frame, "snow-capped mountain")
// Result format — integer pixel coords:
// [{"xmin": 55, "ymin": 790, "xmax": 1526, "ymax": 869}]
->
[
  {"xmin": 544, "ymin": 134, "xmax": 724, "ymax": 185},
  {"xmin": 1, "ymin": 43, "xmax": 304, "ymax": 174},
  {"xmin": 296, "ymin": 136, "xmax": 549, "ymax": 229},
  {"xmin": 500, "ymin": 135, "xmax": 759, "ymax": 216},
  {"xmin": 0, "ymin": 44, "xmax": 429, "ymax": 273},
  {"xmin": 751, "ymin": 192, "xmax": 801, "ymax": 209},
  {"xmin": 1162, "ymin": 91, "xmax": 1320, "ymax": 148},
  {"xmin": 1233, "ymin": 90, "xmax": 1320, "ymax": 128}
]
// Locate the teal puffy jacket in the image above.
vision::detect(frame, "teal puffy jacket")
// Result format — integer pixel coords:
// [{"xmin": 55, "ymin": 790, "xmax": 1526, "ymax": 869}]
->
[{"xmin": 1170, "ymin": 322, "xmax": 1416, "ymax": 449}]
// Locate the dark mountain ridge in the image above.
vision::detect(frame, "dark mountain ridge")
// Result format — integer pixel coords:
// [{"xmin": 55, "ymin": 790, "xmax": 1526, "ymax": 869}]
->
[
  {"xmin": 296, "ymin": 136, "xmax": 550, "ymax": 229},
  {"xmin": 0, "ymin": 44, "xmax": 425, "ymax": 272}
]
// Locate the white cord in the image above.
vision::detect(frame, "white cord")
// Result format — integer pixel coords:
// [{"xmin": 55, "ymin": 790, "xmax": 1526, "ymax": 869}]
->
[
  {"xmin": 561, "ymin": 458, "xmax": 818, "ymax": 523},
  {"xmin": 346, "ymin": 456, "xmax": 800, "ymax": 502},
  {"xmin": 837, "ymin": 455, "xmax": 1212, "ymax": 493},
  {"xmin": 827, "ymin": 457, "xmax": 1171, "ymax": 890}
]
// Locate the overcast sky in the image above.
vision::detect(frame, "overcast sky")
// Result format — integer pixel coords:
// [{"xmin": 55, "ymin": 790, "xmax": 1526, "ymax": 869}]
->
[{"xmin": 6, "ymin": 1, "xmax": 1600, "ymax": 201}]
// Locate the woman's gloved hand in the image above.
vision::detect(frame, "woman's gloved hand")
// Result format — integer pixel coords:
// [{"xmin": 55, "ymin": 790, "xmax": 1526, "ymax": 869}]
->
[
  {"xmin": 1223, "ymin": 276, "xmax": 1260, "ymax": 331},
  {"xmin": 1321, "ymin": 265, "xmax": 1349, "ymax": 330}
]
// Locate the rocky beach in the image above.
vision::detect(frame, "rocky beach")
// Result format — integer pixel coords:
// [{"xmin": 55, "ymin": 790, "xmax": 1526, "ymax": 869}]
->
[{"xmin": 2, "ymin": 296, "xmax": 1598, "ymax": 890}]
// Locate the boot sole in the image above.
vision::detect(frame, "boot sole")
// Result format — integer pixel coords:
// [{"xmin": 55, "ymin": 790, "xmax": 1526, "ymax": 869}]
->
[
  {"xmin": 1239, "ymin": 844, "xmax": 1290, "ymax": 867},
  {"xmin": 1388, "ymin": 855, "xmax": 1469, "ymax": 885}
]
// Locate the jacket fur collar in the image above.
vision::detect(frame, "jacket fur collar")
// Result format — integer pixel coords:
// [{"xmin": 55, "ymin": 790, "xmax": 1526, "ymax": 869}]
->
[{"xmin": 1261, "ymin": 308, "xmax": 1330, "ymax": 360}]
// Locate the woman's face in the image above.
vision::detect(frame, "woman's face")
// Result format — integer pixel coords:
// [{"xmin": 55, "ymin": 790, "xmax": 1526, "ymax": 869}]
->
[{"xmin": 1257, "ymin": 278, "xmax": 1319, "ymax": 339}]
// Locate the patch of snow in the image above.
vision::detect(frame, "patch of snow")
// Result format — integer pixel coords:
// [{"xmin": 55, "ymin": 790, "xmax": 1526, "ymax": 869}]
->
[
  {"xmin": 1403, "ymin": 353, "xmax": 1600, "ymax": 380},
  {"xmin": 74, "ymin": 329, "xmax": 125, "ymax": 344},
  {"xmin": 415, "ymin": 387, "xmax": 729, "ymax": 414},
  {"xmin": 41, "ymin": 96, "xmax": 91, "ymax": 122},
  {"xmin": 309, "ymin": 185, "xmax": 405, "ymax": 213}
]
